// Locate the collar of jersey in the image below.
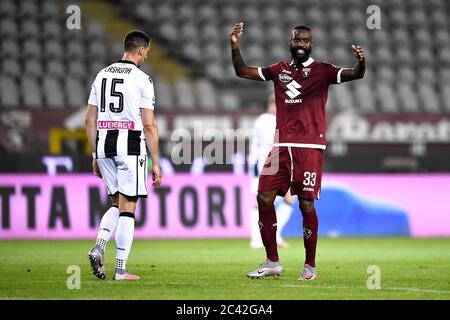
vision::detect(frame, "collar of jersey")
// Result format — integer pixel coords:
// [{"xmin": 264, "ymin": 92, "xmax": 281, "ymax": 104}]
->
[
  {"xmin": 289, "ymin": 57, "xmax": 314, "ymax": 68},
  {"xmin": 117, "ymin": 59, "xmax": 137, "ymax": 66}
]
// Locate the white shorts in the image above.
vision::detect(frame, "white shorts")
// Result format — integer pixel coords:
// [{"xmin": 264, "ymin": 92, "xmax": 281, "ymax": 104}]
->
[{"xmin": 97, "ymin": 155, "xmax": 148, "ymax": 198}]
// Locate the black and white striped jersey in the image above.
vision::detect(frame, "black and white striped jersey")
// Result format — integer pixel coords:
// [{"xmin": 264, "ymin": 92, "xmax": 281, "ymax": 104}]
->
[{"xmin": 87, "ymin": 60, "xmax": 155, "ymax": 158}]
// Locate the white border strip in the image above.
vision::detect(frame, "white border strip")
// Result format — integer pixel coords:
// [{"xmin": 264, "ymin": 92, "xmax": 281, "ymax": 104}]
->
[
  {"xmin": 274, "ymin": 143, "xmax": 326, "ymax": 150},
  {"xmin": 337, "ymin": 68, "xmax": 343, "ymax": 84},
  {"xmin": 258, "ymin": 67, "xmax": 266, "ymax": 81}
]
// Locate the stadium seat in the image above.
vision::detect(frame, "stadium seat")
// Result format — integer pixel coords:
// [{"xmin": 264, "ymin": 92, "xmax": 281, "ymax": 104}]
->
[
  {"xmin": 435, "ymin": 29, "xmax": 450, "ymax": 47},
  {"xmin": 184, "ymin": 43, "xmax": 202, "ymax": 63},
  {"xmin": 67, "ymin": 60, "xmax": 87, "ymax": 80},
  {"xmin": 220, "ymin": 91, "xmax": 240, "ymax": 111},
  {"xmin": 354, "ymin": 83, "xmax": 377, "ymax": 113},
  {"xmin": 65, "ymin": 78, "xmax": 85, "ymax": 109},
  {"xmin": 204, "ymin": 44, "xmax": 222, "ymax": 63},
  {"xmin": 396, "ymin": 47, "xmax": 413, "ymax": 66},
  {"xmin": 20, "ymin": 0, "xmax": 39, "ymax": 20},
  {"xmin": 155, "ymin": 4, "xmax": 175, "ymax": 22},
  {"xmin": 417, "ymin": 48, "xmax": 433, "ymax": 66},
  {"xmin": 44, "ymin": 40, "xmax": 64, "ymax": 60},
  {"xmin": 43, "ymin": 77, "xmax": 64, "ymax": 109},
  {"xmin": 202, "ymin": 23, "xmax": 220, "ymax": 43},
  {"xmin": 46, "ymin": 61, "xmax": 65, "ymax": 80},
  {"xmin": 264, "ymin": 6, "xmax": 283, "ymax": 25},
  {"xmin": 152, "ymin": 75, "xmax": 174, "ymax": 111},
  {"xmin": 42, "ymin": 21, "xmax": 63, "ymax": 39},
  {"xmin": 196, "ymin": 78, "xmax": 218, "ymax": 111},
  {"xmin": 23, "ymin": 41, "xmax": 42, "ymax": 61},
  {"xmin": 21, "ymin": 20, "xmax": 40, "ymax": 39},
  {"xmin": 2, "ymin": 60, "xmax": 21, "ymax": 79},
  {"xmin": 333, "ymin": 85, "xmax": 355, "ymax": 113},
  {"xmin": 180, "ymin": 23, "xmax": 197, "ymax": 43},
  {"xmin": 418, "ymin": 85, "xmax": 440, "ymax": 113},
  {"xmin": 0, "ymin": 19, "xmax": 18, "ymax": 38},
  {"xmin": 430, "ymin": 10, "xmax": 447, "ymax": 28},
  {"xmin": 198, "ymin": 5, "xmax": 217, "ymax": 24},
  {"xmin": 66, "ymin": 41, "xmax": 85, "ymax": 61},
  {"xmin": 377, "ymin": 84, "xmax": 399, "ymax": 113},
  {"xmin": 0, "ymin": 76, "xmax": 20, "ymax": 108},
  {"xmin": 24, "ymin": 60, "xmax": 43, "ymax": 79},
  {"xmin": 419, "ymin": 67, "xmax": 436, "ymax": 87},
  {"xmin": 441, "ymin": 86, "xmax": 450, "ymax": 112},
  {"xmin": 174, "ymin": 79, "xmax": 196, "ymax": 110},
  {"xmin": 438, "ymin": 46, "xmax": 450, "ymax": 65},
  {"xmin": 1, "ymin": 39, "xmax": 19, "ymax": 58},
  {"xmin": 135, "ymin": 2, "xmax": 154, "ymax": 23},
  {"xmin": 398, "ymin": 66, "xmax": 415, "ymax": 85},
  {"xmin": 89, "ymin": 42, "xmax": 107, "ymax": 60},
  {"xmin": 205, "ymin": 63, "xmax": 225, "ymax": 82},
  {"xmin": 159, "ymin": 22, "xmax": 177, "ymax": 42},
  {"xmin": 42, "ymin": 1, "xmax": 60, "ymax": 20},
  {"xmin": 0, "ymin": 1, "xmax": 15, "ymax": 18},
  {"xmin": 21, "ymin": 78, "xmax": 43, "ymax": 109},
  {"xmin": 397, "ymin": 83, "xmax": 419, "ymax": 113}
]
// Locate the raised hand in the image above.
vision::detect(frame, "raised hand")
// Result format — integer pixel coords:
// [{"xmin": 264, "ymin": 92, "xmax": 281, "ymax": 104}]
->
[
  {"xmin": 230, "ymin": 22, "xmax": 244, "ymax": 47},
  {"xmin": 351, "ymin": 44, "xmax": 365, "ymax": 61}
]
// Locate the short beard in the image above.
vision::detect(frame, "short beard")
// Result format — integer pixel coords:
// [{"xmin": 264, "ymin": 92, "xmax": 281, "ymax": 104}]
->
[{"xmin": 290, "ymin": 47, "xmax": 311, "ymax": 63}]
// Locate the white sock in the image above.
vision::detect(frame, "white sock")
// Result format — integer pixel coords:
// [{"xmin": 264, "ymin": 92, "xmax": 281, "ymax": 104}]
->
[
  {"xmin": 276, "ymin": 201, "xmax": 292, "ymax": 243},
  {"xmin": 95, "ymin": 206, "xmax": 119, "ymax": 251},
  {"xmin": 250, "ymin": 207, "xmax": 263, "ymax": 248},
  {"xmin": 115, "ymin": 214, "xmax": 135, "ymax": 270}
]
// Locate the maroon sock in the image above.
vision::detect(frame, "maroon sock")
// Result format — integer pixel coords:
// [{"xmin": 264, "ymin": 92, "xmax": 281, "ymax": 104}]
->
[
  {"xmin": 302, "ymin": 208, "xmax": 318, "ymax": 267},
  {"xmin": 258, "ymin": 206, "xmax": 279, "ymax": 262}
]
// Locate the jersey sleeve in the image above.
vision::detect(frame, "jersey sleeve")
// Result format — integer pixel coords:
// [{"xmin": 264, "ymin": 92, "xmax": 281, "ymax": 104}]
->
[
  {"xmin": 323, "ymin": 62, "xmax": 343, "ymax": 85},
  {"xmin": 87, "ymin": 78, "xmax": 98, "ymax": 106},
  {"xmin": 140, "ymin": 76, "xmax": 156, "ymax": 110},
  {"xmin": 258, "ymin": 62, "xmax": 281, "ymax": 81}
]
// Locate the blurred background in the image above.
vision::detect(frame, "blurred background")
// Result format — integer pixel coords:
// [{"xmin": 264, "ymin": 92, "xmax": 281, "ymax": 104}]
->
[{"xmin": 0, "ymin": 0, "xmax": 449, "ymax": 239}]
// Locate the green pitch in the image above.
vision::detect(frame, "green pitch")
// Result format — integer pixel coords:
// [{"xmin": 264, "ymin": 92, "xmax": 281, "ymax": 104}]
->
[{"xmin": 0, "ymin": 238, "xmax": 449, "ymax": 300}]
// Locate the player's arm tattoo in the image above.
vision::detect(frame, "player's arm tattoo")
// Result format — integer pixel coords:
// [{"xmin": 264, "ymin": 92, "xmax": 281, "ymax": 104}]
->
[
  {"xmin": 341, "ymin": 59, "xmax": 366, "ymax": 82},
  {"xmin": 231, "ymin": 47, "xmax": 262, "ymax": 81}
]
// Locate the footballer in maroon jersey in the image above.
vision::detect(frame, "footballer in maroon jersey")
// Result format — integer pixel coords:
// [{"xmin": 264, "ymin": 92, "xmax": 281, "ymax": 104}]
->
[{"xmin": 230, "ymin": 23, "xmax": 365, "ymax": 280}]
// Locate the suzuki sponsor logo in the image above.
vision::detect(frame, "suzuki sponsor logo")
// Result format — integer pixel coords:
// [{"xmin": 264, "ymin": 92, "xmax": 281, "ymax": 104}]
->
[
  {"xmin": 285, "ymin": 80, "xmax": 301, "ymax": 98},
  {"xmin": 285, "ymin": 98, "xmax": 303, "ymax": 103}
]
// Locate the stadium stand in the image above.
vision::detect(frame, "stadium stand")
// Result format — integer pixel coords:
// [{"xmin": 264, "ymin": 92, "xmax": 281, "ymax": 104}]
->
[
  {"xmin": 0, "ymin": 0, "xmax": 449, "ymax": 113},
  {"xmin": 110, "ymin": 0, "xmax": 449, "ymax": 113}
]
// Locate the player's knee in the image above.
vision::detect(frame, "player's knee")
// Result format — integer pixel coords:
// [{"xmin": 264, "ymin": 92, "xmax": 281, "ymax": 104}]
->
[
  {"xmin": 299, "ymin": 200, "xmax": 315, "ymax": 215},
  {"xmin": 257, "ymin": 192, "xmax": 274, "ymax": 209},
  {"xmin": 110, "ymin": 194, "xmax": 119, "ymax": 207}
]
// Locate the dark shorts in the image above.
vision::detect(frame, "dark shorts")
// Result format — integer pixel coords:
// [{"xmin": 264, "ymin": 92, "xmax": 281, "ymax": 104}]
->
[{"xmin": 258, "ymin": 146, "xmax": 324, "ymax": 200}]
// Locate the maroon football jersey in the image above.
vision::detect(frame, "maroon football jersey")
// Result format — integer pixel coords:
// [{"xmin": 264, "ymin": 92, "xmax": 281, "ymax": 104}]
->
[{"xmin": 259, "ymin": 57, "xmax": 342, "ymax": 149}]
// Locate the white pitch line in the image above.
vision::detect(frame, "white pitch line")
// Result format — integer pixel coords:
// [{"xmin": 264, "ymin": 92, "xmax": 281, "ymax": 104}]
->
[
  {"xmin": 383, "ymin": 287, "xmax": 450, "ymax": 294},
  {"xmin": 274, "ymin": 283, "xmax": 450, "ymax": 294}
]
